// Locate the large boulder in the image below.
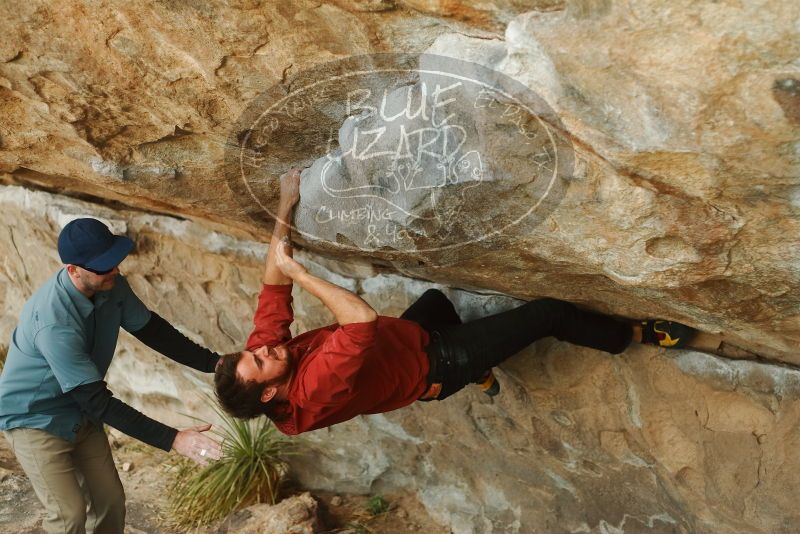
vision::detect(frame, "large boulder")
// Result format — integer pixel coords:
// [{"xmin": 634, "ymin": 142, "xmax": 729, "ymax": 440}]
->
[
  {"xmin": 0, "ymin": 1, "xmax": 797, "ymax": 363},
  {"xmin": 1, "ymin": 1, "xmax": 798, "ymax": 531}
]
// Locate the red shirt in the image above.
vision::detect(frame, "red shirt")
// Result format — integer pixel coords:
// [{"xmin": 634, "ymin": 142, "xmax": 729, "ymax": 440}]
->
[{"xmin": 247, "ymin": 284, "xmax": 430, "ymax": 435}]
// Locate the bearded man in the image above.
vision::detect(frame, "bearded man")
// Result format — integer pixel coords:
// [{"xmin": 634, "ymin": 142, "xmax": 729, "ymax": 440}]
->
[{"xmin": 215, "ymin": 169, "xmax": 694, "ymax": 435}]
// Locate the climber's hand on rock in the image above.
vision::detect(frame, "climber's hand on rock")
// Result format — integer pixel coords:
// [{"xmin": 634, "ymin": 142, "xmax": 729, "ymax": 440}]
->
[
  {"xmin": 172, "ymin": 424, "xmax": 222, "ymax": 466},
  {"xmin": 275, "ymin": 237, "xmax": 307, "ymax": 279},
  {"xmin": 279, "ymin": 167, "xmax": 301, "ymax": 209}
]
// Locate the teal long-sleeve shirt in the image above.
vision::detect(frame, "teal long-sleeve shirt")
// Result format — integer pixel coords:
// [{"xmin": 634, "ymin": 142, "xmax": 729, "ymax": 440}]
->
[{"xmin": 0, "ymin": 268, "xmax": 151, "ymax": 441}]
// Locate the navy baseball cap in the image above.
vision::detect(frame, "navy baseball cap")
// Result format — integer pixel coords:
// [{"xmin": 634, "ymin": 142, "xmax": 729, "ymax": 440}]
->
[{"xmin": 57, "ymin": 218, "xmax": 134, "ymax": 272}]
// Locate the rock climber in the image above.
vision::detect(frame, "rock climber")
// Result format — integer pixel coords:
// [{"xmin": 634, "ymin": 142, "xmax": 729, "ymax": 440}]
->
[{"xmin": 214, "ymin": 168, "xmax": 695, "ymax": 435}]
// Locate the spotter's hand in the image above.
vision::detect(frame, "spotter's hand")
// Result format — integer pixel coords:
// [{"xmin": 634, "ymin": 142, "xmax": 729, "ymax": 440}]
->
[{"xmin": 172, "ymin": 424, "xmax": 223, "ymax": 467}]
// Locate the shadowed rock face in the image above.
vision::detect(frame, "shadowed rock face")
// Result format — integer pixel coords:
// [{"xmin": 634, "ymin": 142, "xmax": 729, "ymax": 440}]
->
[
  {"xmin": 1, "ymin": 1, "xmax": 799, "ymax": 531},
  {"xmin": 2, "ymin": 186, "xmax": 799, "ymax": 533}
]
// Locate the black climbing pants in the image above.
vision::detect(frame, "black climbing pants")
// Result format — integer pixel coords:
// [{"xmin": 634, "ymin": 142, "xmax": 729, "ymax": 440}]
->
[{"xmin": 401, "ymin": 289, "xmax": 633, "ymax": 401}]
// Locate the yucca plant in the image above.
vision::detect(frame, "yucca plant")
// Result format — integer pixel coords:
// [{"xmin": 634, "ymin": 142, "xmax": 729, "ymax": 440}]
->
[{"xmin": 167, "ymin": 397, "xmax": 297, "ymax": 529}]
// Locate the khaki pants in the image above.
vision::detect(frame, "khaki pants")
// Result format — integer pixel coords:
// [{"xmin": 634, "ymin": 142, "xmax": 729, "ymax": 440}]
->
[{"xmin": 3, "ymin": 421, "xmax": 125, "ymax": 534}]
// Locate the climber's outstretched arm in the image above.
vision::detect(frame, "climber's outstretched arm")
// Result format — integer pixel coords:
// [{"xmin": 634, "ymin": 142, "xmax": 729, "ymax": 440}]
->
[
  {"xmin": 275, "ymin": 239, "xmax": 377, "ymax": 326},
  {"xmin": 263, "ymin": 168, "xmax": 301, "ymax": 286}
]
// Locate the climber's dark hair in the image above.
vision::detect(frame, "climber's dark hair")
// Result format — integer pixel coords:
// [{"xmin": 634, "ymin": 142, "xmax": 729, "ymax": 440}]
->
[{"xmin": 214, "ymin": 351, "xmax": 288, "ymax": 421}]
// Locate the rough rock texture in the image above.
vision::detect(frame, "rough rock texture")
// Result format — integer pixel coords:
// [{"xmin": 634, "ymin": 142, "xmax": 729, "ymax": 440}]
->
[
  {"xmin": 1, "ymin": 1, "xmax": 799, "ymax": 532},
  {"xmin": 0, "ymin": 1, "xmax": 798, "ymax": 364},
  {"xmin": 2, "ymin": 187, "xmax": 800, "ymax": 533},
  {"xmin": 219, "ymin": 492, "xmax": 321, "ymax": 533}
]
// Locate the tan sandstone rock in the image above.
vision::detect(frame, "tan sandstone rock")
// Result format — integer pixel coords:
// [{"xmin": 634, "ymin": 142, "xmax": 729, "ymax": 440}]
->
[
  {"xmin": 1, "ymin": 1, "xmax": 799, "ymax": 532},
  {"xmin": 219, "ymin": 492, "xmax": 321, "ymax": 533},
  {"xmin": 0, "ymin": 0, "xmax": 797, "ymax": 366}
]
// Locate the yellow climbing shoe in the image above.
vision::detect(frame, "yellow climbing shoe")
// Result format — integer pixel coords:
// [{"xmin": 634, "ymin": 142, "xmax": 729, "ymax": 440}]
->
[{"xmin": 641, "ymin": 320, "xmax": 696, "ymax": 349}]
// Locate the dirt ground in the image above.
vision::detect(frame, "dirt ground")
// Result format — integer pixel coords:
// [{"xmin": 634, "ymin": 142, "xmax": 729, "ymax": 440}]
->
[{"xmin": 0, "ymin": 431, "xmax": 449, "ymax": 533}]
